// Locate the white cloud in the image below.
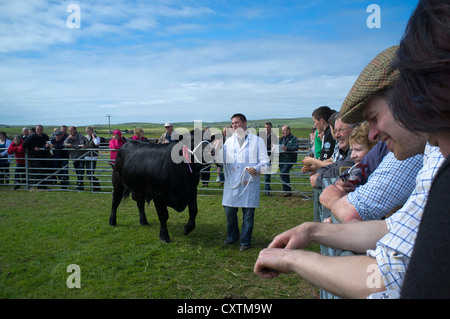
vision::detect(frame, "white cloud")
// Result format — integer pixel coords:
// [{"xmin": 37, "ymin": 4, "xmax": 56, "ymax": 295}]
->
[
  {"xmin": 0, "ymin": 1, "xmax": 74, "ymax": 53},
  {"xmin": 0, "ymin": 0, "xmax": 416, "ymax": 126},
  {"xmin": 1, "ymin": 46, "xmax": 357, "ymax": 125},
  {"xmin": 0, "ymin": 33, "xmax": 381, "ymax": 125}
]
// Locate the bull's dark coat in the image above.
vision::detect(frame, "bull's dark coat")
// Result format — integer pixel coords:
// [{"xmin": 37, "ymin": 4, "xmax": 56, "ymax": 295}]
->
[{"xmin": 109, "ymin": 130, "xmax": 213, "ymax": 242}]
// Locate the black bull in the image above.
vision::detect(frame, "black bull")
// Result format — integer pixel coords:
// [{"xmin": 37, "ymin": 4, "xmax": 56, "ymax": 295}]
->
[{"xmin": 109, "ymin": 130, "xmax": 215, "ymax": 243}]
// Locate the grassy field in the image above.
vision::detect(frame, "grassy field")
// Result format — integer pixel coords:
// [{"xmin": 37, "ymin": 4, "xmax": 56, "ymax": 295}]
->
[{"xmin": 0, "ymin": 190, "xmax": 319, "ymax": 299}]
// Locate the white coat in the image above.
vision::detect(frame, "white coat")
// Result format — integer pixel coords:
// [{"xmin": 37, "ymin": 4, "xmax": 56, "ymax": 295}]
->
[{"xmin": 220, "ymin": 132, "xmax": 269, "ymax": 208}]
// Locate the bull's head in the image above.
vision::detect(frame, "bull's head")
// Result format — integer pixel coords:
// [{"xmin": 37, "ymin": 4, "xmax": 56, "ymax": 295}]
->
[{"xmin": 171, "ymin": 128, "xmax": 215, "ymax": 167}]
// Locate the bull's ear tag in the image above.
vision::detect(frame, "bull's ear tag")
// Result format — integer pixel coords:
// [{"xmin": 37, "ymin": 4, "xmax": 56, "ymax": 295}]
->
[
  {"xmin": 182, "ymin": 146, "xmax": 193, "ymax": 173},
  {"xmin": 182, "ymin": 146, "xmax": 192, "ymax": 164}
]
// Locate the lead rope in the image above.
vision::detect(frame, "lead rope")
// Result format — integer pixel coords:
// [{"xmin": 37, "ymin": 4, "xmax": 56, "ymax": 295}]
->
[
  {"xmin": 184, "ymin": 140, "xmax": 212, "ymax": 163},
  {"xmin": 182, "ymin": 140, "xmax": 213, "ymax": 173},
  {"xmin": 224, "ymin": 166, "xmax": 253, "ymax": 197}
]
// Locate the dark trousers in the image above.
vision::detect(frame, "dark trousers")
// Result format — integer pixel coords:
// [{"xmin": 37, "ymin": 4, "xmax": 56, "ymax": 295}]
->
[
  {"xmin": 279, "ymin": 163, "xmax": 293, "ymax": 192},
  {"xmin": 53, "ymin": 158, "xmax": 69, "ymax": 186},
  {"xmin": 14, "ymin": 163, "xmax": 25, "ymax": 186},
  {"xmin": 0, "ymin": 163, "xmax": 10, "ymax": 184},
  {"xmin": 73, "ymin": 160, "xmax": 85, "ymax": 187}
]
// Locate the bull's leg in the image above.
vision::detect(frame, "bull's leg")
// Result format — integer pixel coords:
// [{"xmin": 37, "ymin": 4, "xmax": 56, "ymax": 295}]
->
[
  {"xmin": 109, "ymin": 178, "xmax": 124, "ymax": 226},
  {"xmin": 184, "ymin": 200, "xmax": 198, "ymax": 236},
  {"xmin": 132, "ymin": 193, "xmax": 149, "ymax": 226},
  {"xmin": 154, "ymin": 200, "xmax": 170, "ymax": 243}
]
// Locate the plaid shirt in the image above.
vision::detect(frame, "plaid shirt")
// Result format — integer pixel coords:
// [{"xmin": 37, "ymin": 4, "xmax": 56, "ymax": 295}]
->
[
  {"xmin": 367, "ymin": 144, "xmax": 444, "ymax": 291},
  {"xmin": 347, "ymin": 151, "xmax": 424, "ymax": 220}
]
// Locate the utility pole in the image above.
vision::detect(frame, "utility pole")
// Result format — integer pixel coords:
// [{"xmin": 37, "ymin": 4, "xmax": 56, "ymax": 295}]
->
[{"xmin": 106, "ymin": 114, "xmax": 111, "ymax": 138}]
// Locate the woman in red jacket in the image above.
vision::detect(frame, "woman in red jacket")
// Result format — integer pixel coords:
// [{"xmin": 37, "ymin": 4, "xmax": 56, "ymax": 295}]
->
[{"xmin": 7, "ymin": 135, "xmax": 26, "ymax": 190}]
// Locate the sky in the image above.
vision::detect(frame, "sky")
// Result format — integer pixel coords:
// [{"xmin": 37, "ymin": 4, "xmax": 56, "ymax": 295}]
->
[{"xmin": 0, "ymin": 0, "xmax": 419, "ymax": 127}]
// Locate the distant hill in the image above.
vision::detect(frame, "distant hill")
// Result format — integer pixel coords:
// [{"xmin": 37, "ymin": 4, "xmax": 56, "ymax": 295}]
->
[
  {"xmin": 0, "ymin": 117, "xmax": 315, "ymax": 139},
  {"xmin": 102, "ymin": 117, "xmax": 313, "ymax": 128}
]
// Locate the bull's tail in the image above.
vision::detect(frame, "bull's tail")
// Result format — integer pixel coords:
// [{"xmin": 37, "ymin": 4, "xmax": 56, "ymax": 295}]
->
[{"xmin": 122, "ymin": 187, "xmax": 131, "ymax": 201}]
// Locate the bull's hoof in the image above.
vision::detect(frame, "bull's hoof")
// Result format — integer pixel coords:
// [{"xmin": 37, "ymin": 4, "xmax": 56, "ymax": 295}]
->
[
  {"xmin": 159, "ymin": 230, "xmax": 171, "ymax": 243},
  {"xmin": 140, "ymin": 220, "xmax": 149, "ymax": 226},
  {"xmin": 160, "ymin": 236, "xmax": 171, "ymax": 243},
  {"xmin": 109, "ymin": 219, "xmax": 117, "ymax": 226},
  {"xmin": 183, "ymin": 222, "xmax": 195, "ymax": 235}
]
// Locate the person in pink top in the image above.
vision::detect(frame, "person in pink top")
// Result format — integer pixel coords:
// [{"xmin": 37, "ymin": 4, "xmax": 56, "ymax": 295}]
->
[
  {"xmin": 131, "ymin": 127, "xmax": 149, "ymax": 142},
  {"xmin": 109, "ymin": 130, "xmax": 125, "ymax": 167}
]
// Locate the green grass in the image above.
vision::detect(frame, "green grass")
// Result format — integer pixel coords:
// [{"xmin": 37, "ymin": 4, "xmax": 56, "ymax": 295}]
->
[{"xmin": 0, "ymin": 190, "xmax": 319, "ymax": 299}]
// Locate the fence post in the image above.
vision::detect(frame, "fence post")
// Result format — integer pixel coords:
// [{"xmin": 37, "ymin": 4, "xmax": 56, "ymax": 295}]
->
[{"xmin": 25, "ymin": 149, "xmax": 29, "ymax": 190}]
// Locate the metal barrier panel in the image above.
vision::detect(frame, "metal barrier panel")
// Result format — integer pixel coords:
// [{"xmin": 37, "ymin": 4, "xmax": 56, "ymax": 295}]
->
[
  {"xmin": 199, "ymin": 149, "xmax": 313, "ymax": 199},
  {"xmin": 315, "ymin": 177, "xmax": 357, "ymax": 299},
  {"xmin": 1, "ymin": 146, "xmax": 314, "ymax": 198},
  {"xmin": 0, "ymin": 147, "xmax": 114, "ymax": 192}
]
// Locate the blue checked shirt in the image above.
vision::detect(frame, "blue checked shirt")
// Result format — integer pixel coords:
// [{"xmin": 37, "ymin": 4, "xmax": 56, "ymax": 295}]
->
[
  {"xmin": 366, "ymin": 144, "xmax": 444, "ymax": 291},
  {"xmin": 347, "ymin": 151, "xmax": 424, "ymax": 220}
]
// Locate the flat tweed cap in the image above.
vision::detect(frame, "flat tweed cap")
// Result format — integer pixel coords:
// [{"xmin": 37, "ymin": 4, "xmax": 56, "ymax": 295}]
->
[{"xmin": 340, "ymin": 45, "xmax": 400, "ymax": 124}]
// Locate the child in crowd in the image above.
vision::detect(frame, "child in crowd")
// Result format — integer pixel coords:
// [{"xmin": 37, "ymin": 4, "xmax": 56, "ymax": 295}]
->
[
  {"xmin": 322, "ymin": 123, "xmax": 376, "ymax": 223},
  {"xmin": 131, "ymin": 127, "xmax": 149, "ymax": 142},
  {"xmin": 349, "ymin": 122, "xmax": 377, "ymax": 163}
]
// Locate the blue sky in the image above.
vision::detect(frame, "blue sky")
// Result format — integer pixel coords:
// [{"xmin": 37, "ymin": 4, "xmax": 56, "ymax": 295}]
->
[{"xmin": 0, "ymin": 0, "xmax": 419, "ymax": 126}]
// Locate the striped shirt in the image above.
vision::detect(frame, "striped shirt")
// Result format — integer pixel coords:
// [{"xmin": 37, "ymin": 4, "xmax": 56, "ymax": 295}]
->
[
  {"xmin": 347, "ymin": 151, "xmax": 424, "ymax": 220},
  {"xmin": 367, "ymin": 144, "xmax": 444, "ymax": 291}
]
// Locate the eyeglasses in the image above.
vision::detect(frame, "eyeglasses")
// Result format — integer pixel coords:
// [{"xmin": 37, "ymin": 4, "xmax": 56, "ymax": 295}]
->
[{"xmin": 334, "ymin": 127, "xmax": 351, "ymax": 134}]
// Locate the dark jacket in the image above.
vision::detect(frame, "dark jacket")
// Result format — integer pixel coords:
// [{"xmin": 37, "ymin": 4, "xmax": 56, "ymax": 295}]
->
[
  {"xmin": 22, "ymin": 133, "xmax": 51, "ymax": 158},
  {"xmin": 319, "ymin": 125, "xmax": 336, "ymax": 161},
  {"xmin": 51, "ymin": 137, "xmax": 69, "ymax": 159},
  {"xmin": 279, "ymin": 134, "xmax": 299, "ymax": 165}
]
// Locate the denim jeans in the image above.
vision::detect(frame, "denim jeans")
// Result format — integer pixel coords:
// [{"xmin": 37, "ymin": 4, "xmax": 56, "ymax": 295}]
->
[
  {"xmin": 224, "ymin": 206, "xmax": 255, "ymax": 246},
  {"xmin": 264, "ymin": 173, "xmax": 271, "ymax": 191},
  {"xmin": 279, "ymin": 163, "xmax": 293, "ymax": 192}
]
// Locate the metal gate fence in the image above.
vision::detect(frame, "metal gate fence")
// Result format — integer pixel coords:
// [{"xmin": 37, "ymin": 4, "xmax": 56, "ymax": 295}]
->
[{"xmin": 0, "ymin": 144, "xmax": 314, "ymax": 199}]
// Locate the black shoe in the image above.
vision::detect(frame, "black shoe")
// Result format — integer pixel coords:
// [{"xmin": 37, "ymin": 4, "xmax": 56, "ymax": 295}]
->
[
  {"xmin": 224, "ymin": 239, "xmax": 237, "ymax": 245},
  {"xmin": 239, "ymin": 245, "xmax": 252, "ymax": 252}
]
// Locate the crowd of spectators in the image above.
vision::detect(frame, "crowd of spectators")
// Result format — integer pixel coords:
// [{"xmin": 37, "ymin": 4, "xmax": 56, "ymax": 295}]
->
[
  {"xmin": 1, "ymin": 123, "xmax": 304, "ymax": 192},
  {"xmin": 254, "ymin": 0, "xmax": 449, "ymax": 299},
  {"xmin": 2, "ymin": 125, "xmax": 111, "ymax": 190}
]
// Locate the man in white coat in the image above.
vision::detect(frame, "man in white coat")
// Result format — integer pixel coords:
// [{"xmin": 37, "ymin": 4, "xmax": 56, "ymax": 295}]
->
[{"xmin": 220, "ymin": 113, "xmax": 270, "ymax": 252}]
